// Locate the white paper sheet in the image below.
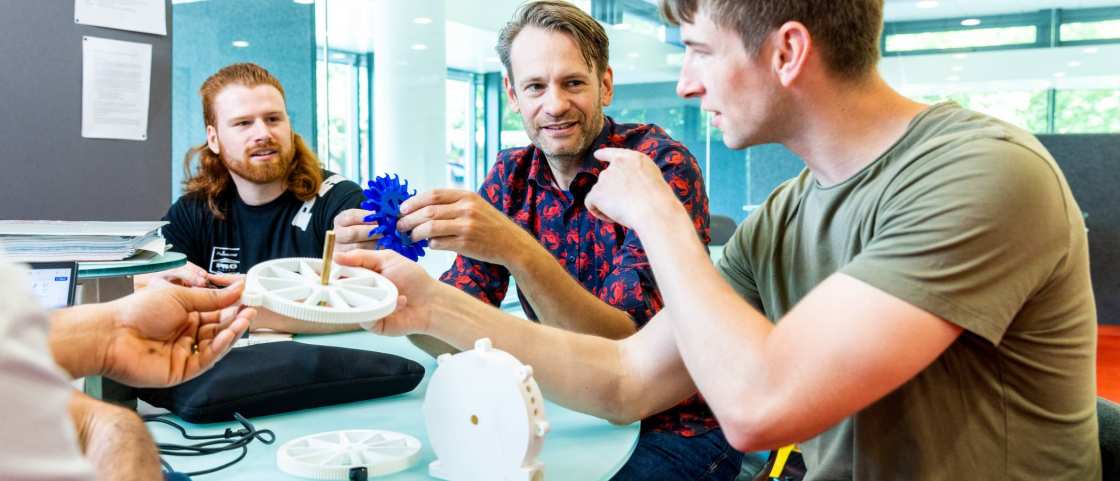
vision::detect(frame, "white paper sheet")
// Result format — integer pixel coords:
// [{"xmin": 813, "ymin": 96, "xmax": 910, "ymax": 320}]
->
[
  {"xmin": 81, "ymin": 36, "xmax": 152, "ymax": 141},
  {"xmin": 74, "ymin": 0, "xmax": 166, "ymax": 36}
]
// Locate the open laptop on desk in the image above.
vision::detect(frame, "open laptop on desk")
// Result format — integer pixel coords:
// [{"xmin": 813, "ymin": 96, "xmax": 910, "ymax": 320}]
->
[{"xmin": 27, "ymin": 261, "xmax": 78, "ymax": 309}]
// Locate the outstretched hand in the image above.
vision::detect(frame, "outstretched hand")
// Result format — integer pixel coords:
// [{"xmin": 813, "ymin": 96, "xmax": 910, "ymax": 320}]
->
[{"xmin": 102, "ymin": 281, "xmax": 254, "ymax": 387}]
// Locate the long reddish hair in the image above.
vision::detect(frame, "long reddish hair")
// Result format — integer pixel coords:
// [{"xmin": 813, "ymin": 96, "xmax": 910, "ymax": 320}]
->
[{"xmin": 182, "ymin": 63, "xmax": 322, "ymax": 220}]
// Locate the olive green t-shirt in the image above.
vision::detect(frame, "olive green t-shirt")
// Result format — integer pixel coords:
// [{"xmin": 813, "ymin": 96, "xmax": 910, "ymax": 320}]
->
[{"xmin": 718, "ymin": 102, "xmax": 1099, "ymax": 480}]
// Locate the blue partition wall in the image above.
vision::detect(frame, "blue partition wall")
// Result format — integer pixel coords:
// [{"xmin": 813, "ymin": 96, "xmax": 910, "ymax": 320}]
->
[{"xmin": 170, "ymin": 0, "xmax": 317, "ymax": 200}]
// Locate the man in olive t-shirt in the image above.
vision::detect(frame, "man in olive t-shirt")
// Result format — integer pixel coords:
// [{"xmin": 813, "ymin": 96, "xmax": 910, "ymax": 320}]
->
[
  {"xmin": 328, "ymin": 1, "xmax": 1100, "ymax": 479},
  {"xmin": 716, "ymin": 102, "xmax": 1098, "ymax": 479}
]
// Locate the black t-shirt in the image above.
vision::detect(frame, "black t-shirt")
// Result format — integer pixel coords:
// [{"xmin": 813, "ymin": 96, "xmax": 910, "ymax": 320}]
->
[{"xmin": 162, "ymin": 171, "xmax": 364, "ymax": 274}]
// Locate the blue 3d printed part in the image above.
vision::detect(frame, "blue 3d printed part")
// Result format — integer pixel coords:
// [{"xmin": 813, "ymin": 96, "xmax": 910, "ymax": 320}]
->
[{"xmin": 361, "ymin": 174, "xmax": 429, "ymax": 261}]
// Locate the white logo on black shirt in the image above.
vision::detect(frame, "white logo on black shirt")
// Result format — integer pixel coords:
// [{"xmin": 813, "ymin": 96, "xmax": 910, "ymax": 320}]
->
[{"xmin": 209, "ymin": 247, "xmax": 241, "ymax": 274}]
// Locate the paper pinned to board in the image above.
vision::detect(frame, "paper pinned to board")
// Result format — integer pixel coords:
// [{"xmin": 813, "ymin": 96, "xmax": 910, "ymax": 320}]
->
[
  {"xmin": 74, "ymin": 0, "xmax": 167, "ymax": 36},
  {"xmin": 81, "ymin": 36, "xmax": 152, "ymax": 141}
]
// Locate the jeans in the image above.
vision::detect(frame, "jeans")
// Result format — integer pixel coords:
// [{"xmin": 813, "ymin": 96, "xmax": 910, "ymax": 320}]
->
[{"xmin": 610, "ymin": 429, "xmax": 745, "ymax": 481}]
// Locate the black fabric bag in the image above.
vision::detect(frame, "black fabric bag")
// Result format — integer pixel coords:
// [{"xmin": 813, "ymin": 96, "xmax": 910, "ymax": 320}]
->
[{"xmin": 138, "ymin": 341, "xmax": 425, "ymax": 423}]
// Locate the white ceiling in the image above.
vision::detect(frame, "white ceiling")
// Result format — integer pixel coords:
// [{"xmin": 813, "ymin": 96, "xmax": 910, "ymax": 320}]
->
[{"xmin": 265, "ymin": 0, "xmax": 1120, "ymax": 88}]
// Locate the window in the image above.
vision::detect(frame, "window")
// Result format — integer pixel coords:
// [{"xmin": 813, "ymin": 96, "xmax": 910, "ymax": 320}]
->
[
  {"xmin": 1055, "ymin": 89, "xmax": 1120, "ymax": 133},
  {"xmin": 886, "ymin": 26, "xmax": 1038, "ymax": 53},
  {"xmin": 1060, "ymin": 19, "xmax": 1120, "ymax": 42}
]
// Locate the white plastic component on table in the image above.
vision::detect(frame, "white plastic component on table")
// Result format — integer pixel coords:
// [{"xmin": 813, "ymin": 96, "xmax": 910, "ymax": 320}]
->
[
  {"xmin": 241, "ymin": 257, "xmax": 397, "ymax": 324},
  {"xmin": 276, "ymin": 429, "xmax": 421, "ymax": 479},
  {"xmin": 424, "ymin": 338, "xmax": 550, "ymax": 481}
]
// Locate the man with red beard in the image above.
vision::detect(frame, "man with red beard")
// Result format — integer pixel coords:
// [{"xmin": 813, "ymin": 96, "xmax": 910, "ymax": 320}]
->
[{"xmin": 152, "ymin": 63, "xmax": 364, "ymax": 333}]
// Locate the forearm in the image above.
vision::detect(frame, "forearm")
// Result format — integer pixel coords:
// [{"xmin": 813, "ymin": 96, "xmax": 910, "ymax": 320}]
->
[
  {"xmin": 69, "ymin": 392, "xmax": 161, "ymax": 481},
  {"xmin": 636, "ymin": 208, "xmax": 787, "ymax": 444},
  {"xmin": 506, "ymin": 240, "xmax": 637, "ymax": 339},
  {"xmin": 425, "ymin": 283, "xmax": 634, "ymax": 422},
  {"xmin": 253, "ymin": 308, "xmax": 361, "ymax": 334},
  {"xmin": 49, "ymin": 304, "xmax": 114, "ymax": 379}
]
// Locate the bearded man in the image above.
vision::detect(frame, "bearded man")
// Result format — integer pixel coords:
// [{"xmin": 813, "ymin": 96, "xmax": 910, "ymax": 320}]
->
[{"xmin": 151, "ymin": 63, "xmax": 364, "ymax": 333}]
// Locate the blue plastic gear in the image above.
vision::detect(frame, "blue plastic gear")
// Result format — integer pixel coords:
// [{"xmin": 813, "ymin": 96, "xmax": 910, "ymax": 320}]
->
[{"xmin": 361, "ymin": 174, "xmax": 429, "ymax": 261}]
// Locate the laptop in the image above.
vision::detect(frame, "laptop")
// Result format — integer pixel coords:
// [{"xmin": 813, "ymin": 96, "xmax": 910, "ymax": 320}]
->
[{"xmin": 27, "ymin": 261, "xmax": 78, "ymax": 309}]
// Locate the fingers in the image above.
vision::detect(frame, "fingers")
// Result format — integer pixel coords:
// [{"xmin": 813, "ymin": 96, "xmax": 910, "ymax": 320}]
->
[
  {"xmin": 186, "ymin": 309, "xmax": 252, "ymax": 382},
  {"xmin": 174, "ymin": 279, "xmax": 245, "ymax": 313},
  {"xmin": 334, "ymin": 213, "xmax": 381, "ymax": 250},
  {"xmin": 400, "ymin": 189, "xmax": 471, "ymax": 215},
  {"xmin": 206, "ymin": 273, "xmax": 242, "ymax": 287},
  {"xmin": 593, "ymin": 147, "xmax": 636, "ymax": 163},
  {"xmin": 409, "ymin": 219, "xmax": 459, "ymax": 243},
  {"xmin": 398, "ymin": 203, "xmax": 456, "ymax": 232},
  {"xmin": 335, "ymin": 249, "xmax": 406, "ymax": 272}
]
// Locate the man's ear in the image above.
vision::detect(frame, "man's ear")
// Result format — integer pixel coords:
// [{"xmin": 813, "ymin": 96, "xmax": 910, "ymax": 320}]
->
[
  {"xmin": 600, "ymin": 66, "xmax": 615, "ymax": 107},
  {"xmin": 503, "ymin": 74, "xmax": 521, "ymax": 113},
  {"xmin": 770, "ymin": 21, "xmax": 812, "ymax": 88},
  {"xmin": 206, "ymin": 125, "xmax": 220, "ymax": 155}
]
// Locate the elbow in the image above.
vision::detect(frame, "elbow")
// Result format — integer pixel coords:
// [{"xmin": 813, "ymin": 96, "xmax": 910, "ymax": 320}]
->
[
  {"xmin": 600, "ymin": 370, "xmax": 644, "ymax": 426},
  {"xmin": 718, "ymin": 400, "xmax": 788, "ymax": 453}
]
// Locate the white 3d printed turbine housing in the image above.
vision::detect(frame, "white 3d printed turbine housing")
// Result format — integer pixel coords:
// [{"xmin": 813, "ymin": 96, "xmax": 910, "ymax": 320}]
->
[
  {"xmin": 241, "ymin": 257, "xmax": 397, "ymax": 324},
  {"xmin": 424, "ymin": 338, "xmax": 550, "ymax": 481}
]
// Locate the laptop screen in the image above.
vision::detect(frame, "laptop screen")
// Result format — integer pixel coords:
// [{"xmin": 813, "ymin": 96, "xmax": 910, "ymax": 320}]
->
[{"xmin": 27, "ymin": 262, "xmax": 78, "ymax": 309}]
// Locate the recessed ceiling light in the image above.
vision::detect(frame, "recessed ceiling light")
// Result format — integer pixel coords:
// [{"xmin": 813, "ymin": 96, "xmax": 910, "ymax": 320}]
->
[
  {"xmin": 612, "ymin": 23, "xmax": 632, "ymax": 30},
  {"xmin": 916, "ymin": 1, "xmax": 939, "ymax": 8},
  {"xmin": 293, "ymin": 0, "xmax": 313, "ymax": 4},
  {"xmin": 413, "ymin": 17, "xmax": 432, "ymax": 25},
  {"xmin": 1053, "ymin": 72, "xmax": 1066, "ymax": 78},
  {"xmin": 952, "ymin": 65, "xmax": 963, "ymax": 71},
  {"xmin": 1068, "ymin": 60, "xmax": 1082, "ymax": 67},
  {"xmin": 231, "ymin": 40, "xmax": 250, "ymax": 48},
  {"xmin": 952, "ymin": 53, "xmax": 968, "ymax": 59},
  {"xmin": 1083, "ymin": 47, "xmax": 1099, "ymax": 54},
  {"xmin": 947, "ymin": 75, "xmax": 960, "ymax": 81},
  {"xmin": 411, "ymin": 43, "xmax": 428, "ymax": 51},
  {"xmin": 960, "ymin": 18, "xmax": 981, "ymax": 27}
]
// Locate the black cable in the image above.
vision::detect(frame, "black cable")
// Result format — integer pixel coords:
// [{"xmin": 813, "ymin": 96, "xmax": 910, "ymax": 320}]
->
[{"xmin": 142, "ymin": 412, "xmax": 275, "ymax": 477}]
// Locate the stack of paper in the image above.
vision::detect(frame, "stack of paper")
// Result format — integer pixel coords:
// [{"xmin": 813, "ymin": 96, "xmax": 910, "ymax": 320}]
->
[{"xmin": 0, "ymin": 221, "xmax": 168, "ymax": 263}]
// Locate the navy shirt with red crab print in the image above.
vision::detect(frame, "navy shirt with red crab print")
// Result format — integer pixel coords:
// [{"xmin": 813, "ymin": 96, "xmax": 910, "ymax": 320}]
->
[{"xmin": 439, "ymin": 116, "xmax": 719, "ymax": 437}]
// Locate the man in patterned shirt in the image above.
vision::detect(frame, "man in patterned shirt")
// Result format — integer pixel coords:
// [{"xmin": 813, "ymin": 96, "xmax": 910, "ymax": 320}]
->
[{"xmin": 335, "ymin": 1, "xmax": 740, "ymax": 480}]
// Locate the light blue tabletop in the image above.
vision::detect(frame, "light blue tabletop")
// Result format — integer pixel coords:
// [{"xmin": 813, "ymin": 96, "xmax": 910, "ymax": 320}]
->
[{"xmin": 147, "ymin": 331, "xmax": 640, "ymax": 480}]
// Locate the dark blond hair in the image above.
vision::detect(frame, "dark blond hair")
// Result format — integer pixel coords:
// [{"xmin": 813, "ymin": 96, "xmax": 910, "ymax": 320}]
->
[
  {"xmin": 182, "ymin": 63, "xmax": 322, "ymax": 220},
  {"xmin": 496, "ymin": 0, "xmax": 610, "ymax": 83},
  {"xmin": 660, "ymin": 0, "xmax": 883, "ymax": 79}
]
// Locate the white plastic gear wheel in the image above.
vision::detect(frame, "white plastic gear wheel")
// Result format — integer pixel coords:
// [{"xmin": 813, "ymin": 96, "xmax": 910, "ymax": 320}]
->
[
  {"xmin": 424, "ymin": 338, "xmax": 550, "ymax": 481},
  {"xmin": 276, "ymin": 429, "xmax": 422, "ymax": 480},
  {"xmin": 241, "ymin": 257, "xmax": 397, "ymax": 324}
]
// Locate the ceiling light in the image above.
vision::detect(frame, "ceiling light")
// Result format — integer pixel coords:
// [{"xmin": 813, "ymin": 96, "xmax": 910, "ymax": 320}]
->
[
  {"xmin": 612, "ymin": 23, "xmax": 631, "ymax": 30},
  {"xmin": 1053, "ymin": 72, "xmax": 1066, "ymax": 78},
  {"xmin": 952, "ymin": 53, "xmax": 967, "ymax": 59},
  {"xmin": 411, "ymin": 43, "xmax": 428, "ymax": 51},
  {"xmin": 960, "ymin": 18, "xmax": 981, "ymax": 27},
  {"xmin": 1068, "ymin": 60, "xmax": 1082, "ymax": 67},
  {"xmin": 916, "ymin": 1, "xmax": 939, "ymax": 8},
  {"xmin": 292, "ymin": 0, "xmax": 313, "ymax": 4},
  {"xmin": 413, "ymin": 17, "xmax": 432, "ymax": 25},
  {"xmin": 231, "ymin": 40, "xmax": 250, "ymax": 48},
  {"xmin": 1083, "ymin": 47, "xmax": 1099, "ymax": 54}
]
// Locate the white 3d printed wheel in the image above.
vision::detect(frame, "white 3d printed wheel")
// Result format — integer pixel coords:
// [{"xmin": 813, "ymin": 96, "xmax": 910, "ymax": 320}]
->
[
  {"xmin": 276, "ymin": 429, "xmax": 421, "ymax": 479},
  {"xmin": 242, "ymin": 257, "xmax": 397, "ymax": 324},
  {"xmin": 424, "ymin": 338, "xmax": 550, "ymax": 481}
]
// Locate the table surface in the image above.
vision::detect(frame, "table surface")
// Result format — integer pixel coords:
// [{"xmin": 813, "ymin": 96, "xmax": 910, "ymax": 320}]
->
[
  {"xmin": 147, "ymin": 331, "xmax": 640, "ymax": 480},
  {"xmin": 78, "ymin": 251, "xmax": 186, "ymax": 279}
]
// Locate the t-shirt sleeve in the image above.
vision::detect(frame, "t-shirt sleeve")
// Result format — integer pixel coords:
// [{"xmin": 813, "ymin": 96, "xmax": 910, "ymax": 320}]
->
[
  {"xmin": 0, "ymin": 264, "xmax": 94, "ymax": 481},
  {"xmin": 316, "ymin": 178, "xmax": 365, "ymax": 235},
  {"xmin": 161, "ymin": 197, "xmax": 207, "ymax": 268},
  {"xmin": 716, "ymin": 213, "xmax": 765, "ymax": 314},
  {"xmin": 840, "ymin": 139, "xmax": 1071, "ymax": 345}
]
